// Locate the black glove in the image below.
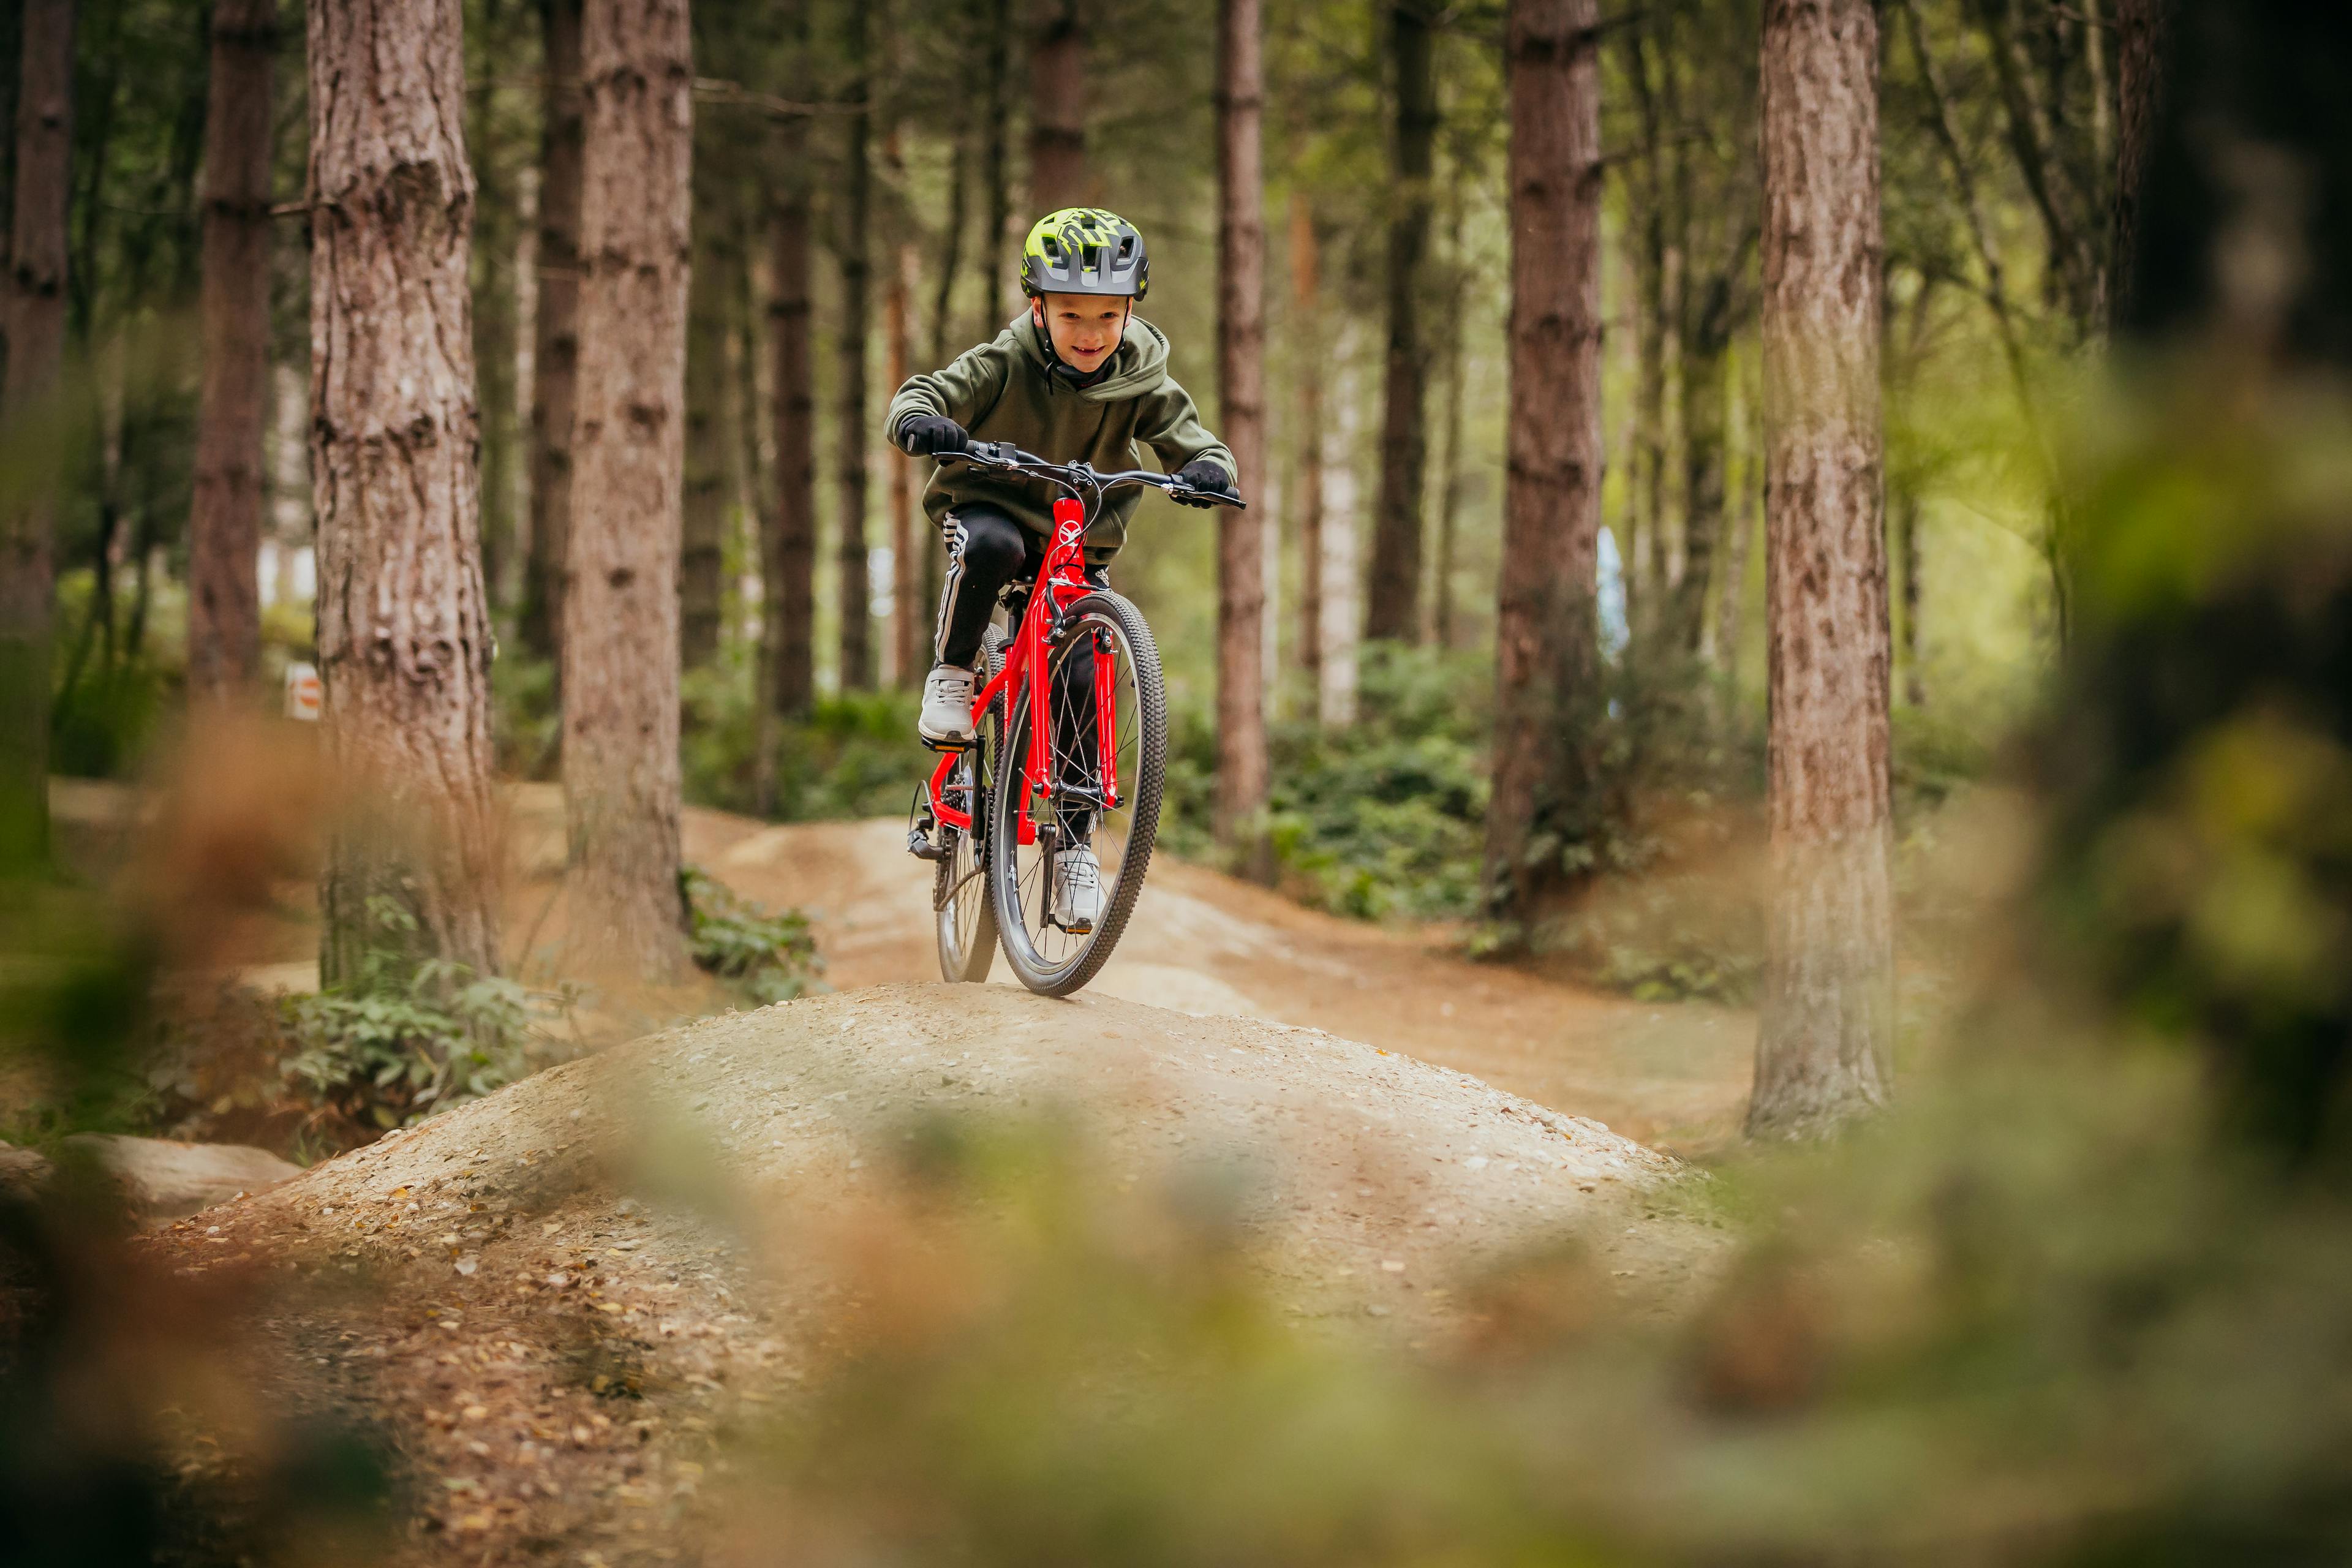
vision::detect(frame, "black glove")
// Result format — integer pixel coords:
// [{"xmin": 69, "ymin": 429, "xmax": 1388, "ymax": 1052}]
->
[
  {"xmin": 1174, "ymin": 459, "xmax": 1235, "ymax": 496},
  {"xmin": 898, "ymin": 414, "xmax": 970, "ymax": 457}
]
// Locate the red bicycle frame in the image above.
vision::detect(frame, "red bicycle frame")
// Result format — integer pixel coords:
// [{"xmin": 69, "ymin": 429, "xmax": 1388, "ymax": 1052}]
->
[{"xmin": 924, "ymin": 496, "xmax": 1121, "ymax": 848}]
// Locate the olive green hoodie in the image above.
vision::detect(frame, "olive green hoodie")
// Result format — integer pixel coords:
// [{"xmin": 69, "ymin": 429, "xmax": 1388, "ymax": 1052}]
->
[{"xmin": 884, "ymin": 312, "xmax": 1234, "ymax": 558}]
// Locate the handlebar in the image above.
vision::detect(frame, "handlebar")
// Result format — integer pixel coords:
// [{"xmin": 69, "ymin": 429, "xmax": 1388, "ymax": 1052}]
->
[{"xmin": 941, "ymin": 439, "xmax": 1248, "ymax": 511}]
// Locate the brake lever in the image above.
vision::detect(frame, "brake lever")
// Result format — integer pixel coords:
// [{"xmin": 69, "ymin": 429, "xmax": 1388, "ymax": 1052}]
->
[{"xmin": 1169, "ymin": 489, "xmax": 1247, "ymax": 510}]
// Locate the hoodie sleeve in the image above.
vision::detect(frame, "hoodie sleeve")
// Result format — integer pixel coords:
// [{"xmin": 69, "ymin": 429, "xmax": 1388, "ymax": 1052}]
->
[
  {"xmin": 1133, "ymin": 374, "xmax": 1238, "ymax": 486},
  {"xmin": 884, "ymin": 336, "xmax": 1011, "ymax": 448}
]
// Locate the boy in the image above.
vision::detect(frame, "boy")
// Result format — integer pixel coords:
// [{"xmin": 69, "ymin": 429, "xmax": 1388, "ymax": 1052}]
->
[{"xmin": 886, "ymin": 208, "xmax": 1237, "ymax": 931}]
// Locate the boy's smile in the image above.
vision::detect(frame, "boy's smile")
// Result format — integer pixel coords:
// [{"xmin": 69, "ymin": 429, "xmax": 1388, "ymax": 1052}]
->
[{"xmin": 1038, "ymin": 292, "xmax": 1130, "ymax": 374}]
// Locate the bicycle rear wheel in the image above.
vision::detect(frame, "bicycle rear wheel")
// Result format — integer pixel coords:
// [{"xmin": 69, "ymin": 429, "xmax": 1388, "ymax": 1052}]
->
[
  {"xmin": 934, "ymin": 629, "xmax": 1004, "ymax": 982},
  {"xmin": 989, "ymin": 592, "xmax": 1166, "ymax": 997}
]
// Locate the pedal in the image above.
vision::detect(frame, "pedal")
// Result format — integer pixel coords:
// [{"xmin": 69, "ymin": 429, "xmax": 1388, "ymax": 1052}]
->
[{"xmin": 919, "ymin": 733, "xmax": 975, "ymax": 755}]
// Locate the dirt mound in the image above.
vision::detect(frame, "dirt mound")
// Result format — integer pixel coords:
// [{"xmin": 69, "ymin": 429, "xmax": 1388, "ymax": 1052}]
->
[{"xmin": 150, "ymin": 984, "xmax": 1716, "ymax": 1563}]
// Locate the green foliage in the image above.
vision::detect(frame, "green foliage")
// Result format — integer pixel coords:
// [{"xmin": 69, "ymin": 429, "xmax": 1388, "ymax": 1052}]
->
[
  {"xmin": 678, "ymin": 658, "xmax": 927, "ymax": 822},
  {"xmin": 1169, "ymin": 644, "xmax": 1493, "ymax": 920},
  {"xmin": 493, "ymin": 648, "xmax": 563, "ymax": 782},
  {"xmin": 681, "ymin": 865, "xmax": 826, "ymax": 1005},
  {"xmin": 279, "ymin": 897, "xmax": 536, "ymax": 1131}
]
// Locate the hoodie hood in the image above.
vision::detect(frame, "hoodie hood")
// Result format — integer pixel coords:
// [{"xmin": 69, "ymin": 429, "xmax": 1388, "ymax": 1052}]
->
[{"xmin": 1013, "ymin": 311, "xmax": 1172, "ymax": 402}]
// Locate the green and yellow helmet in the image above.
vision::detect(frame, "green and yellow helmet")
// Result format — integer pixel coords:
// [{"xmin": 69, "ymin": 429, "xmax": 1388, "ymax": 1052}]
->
[{"xmin": 1020, "ymin": 208, "xmax": 1150, "ymax": 300}]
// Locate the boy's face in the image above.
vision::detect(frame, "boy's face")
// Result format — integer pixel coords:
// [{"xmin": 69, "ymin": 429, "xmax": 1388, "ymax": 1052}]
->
[{"xmin": 1035, "ymin": 292, "xmax": 1129, "ymax": 374}]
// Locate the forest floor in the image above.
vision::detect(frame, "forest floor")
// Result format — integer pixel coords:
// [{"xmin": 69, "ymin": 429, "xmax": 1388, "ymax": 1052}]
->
[{"xmin": 50, "ymin": 777, "xmax": 1758, "ymax": 1565}]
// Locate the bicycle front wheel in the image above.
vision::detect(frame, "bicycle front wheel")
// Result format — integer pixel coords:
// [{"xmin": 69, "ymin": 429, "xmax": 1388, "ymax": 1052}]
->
[{"xmin": 989, "ymin": 592, "xmax": 1166, "ymax": 997}]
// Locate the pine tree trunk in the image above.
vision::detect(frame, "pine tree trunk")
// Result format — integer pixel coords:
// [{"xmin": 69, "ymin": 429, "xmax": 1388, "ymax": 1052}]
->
[
  {"xmin": 1320, "ymin": 344, "xmax": 1362, "ymax": 728},
  {"xmin": 1899, "ymin": 489, "xmax": 1925, "ymax": 708},
  {"xmin": 307, "ymin": 0, "xmax": 501, "ymax": 986},
  {"xmin": 977, "ymin": 0, "xmax": 1015, "ymax": 330},
  {"xmin": 187, "ymin": 0, "xmax": 276, "ymax": 706},
  {"xmin": 886, "ymin": 227, "xmax": 919, "ymax": 686},
  {"xmin": 930, "ymin": 129, "xmax": 968, "ymax": 366},
  {"xmin": 470, "ymin": 0, "xmax": 522, "ymax": 616},
  {"xmin": 1027, "ymin": 0, "xmax": 1087, "ymax": 209},
  {"xmin": 1624, "ymin": 23, "xmax": 1666, "ymax": 635},
  {"xmin": 2108, "ymin": 0, "xmax": 2170, "ymax": 333},
  {"xmin": 1364, "ymin": 0, "xmax": 1434, "ymax": 645},
  {"xmin": 1213, "ymin": 0, "xmax": 1270, "ymax": 881},
  {"xmin": 1483, "ymin": 0, "xmax": 1604, "ymax": 932},
  {"xmin": 1431, "ymin": 207, "xmax": 1467, "ymax": 650},
  {"xmin": 523, "ymin": 0, "xmax": 584, "ymax": 667},
  {"xmin": 0, "ymin": 0, "xmax": 70, "ymax": 868},
  {"xmin": 835, "ymin": 7, "xmax": 874, "ymax": 694},
  {"xmin": 561, "ymin": 0, "xmax": 694, "ymax": 981},
  {"xmin": 1714, "ymin": 456, "xmax": 1755, "ymax": 687},
  {"xmin": 680, "ymin": 170, "xmax": 729, "ymax": 673},
  {"xmin": 767, "ymin": 140, "xmax": 817, "ymax": 717},
  {"xmin": 1750, "ymin": 0, "xmax": 1894, "ymax": 1139},
  {"xmin": 1672, "ymin": 272, "xmax": 1735, "ymax": 657},
  {"xmin": 1289, "ymin": 191, "xmax": 1324, "ymax": 714}
]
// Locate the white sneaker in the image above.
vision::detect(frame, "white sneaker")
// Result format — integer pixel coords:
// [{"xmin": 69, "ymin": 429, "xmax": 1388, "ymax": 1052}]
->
[
  {"xmin": 919, "ymin": 663, "xmax": 978, "ymax": 745},
  {"xmin": 1052, "ymin": 846, "xmax": 1105, "ymax": 933}
]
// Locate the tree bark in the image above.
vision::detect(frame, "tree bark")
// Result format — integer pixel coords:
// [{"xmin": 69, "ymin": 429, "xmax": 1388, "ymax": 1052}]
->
[
  {"xmin": 930, "ymin": 129, "xmax": 968, "ymax": 366},
  {"xmin": 522, "ymin": 0, "xmax": 584, "ymax": 668},
  {"xmin": 767, "ymin": 135, "xmax": 816, "ymax": 717},
  {"xmin": 307, "ymin": 0, "xmax": 501, "ymax": 986},
  {"xmin": 1431, "ymin": 194, "xmax": 1468, "ymax": 650},
  {"xmin": 1623, "ymin": 21, "xmax": 1666, "ymax": 635},
  {"xmin": 0, "ymin": 0, "xmax": 70, "ymax": 868},
  {"xmin": 1320, "ymin": 343, "xmax": 1362, "ymax": 728},
  {"xmin": 187, "ymin": 0, "xmax": 277, "ymax": 705},
  {"xmin": 1750, "ymin": 0, "xmax": 1894, "ymax": 1139},
  {"xmin": 835, "ymin": 3, "xmax": 873, "ymax": 693},
  {"xmin": 680, "ymin": 168, "xmax": 729, "ymax": 673},
  {"xmin": 977, "ymin": 0, "xmax": 1015, "ymax": 330},
  {"xmin": 1288, "ymin": 191, "xmax": 1324, "ymax": 714},
  {"xmin": 1973, "ymin": 0, "xmax": 2098, "ymax": 330},
  {"xmin": 561, "ymin": 0, "xmax": 694, "ymax": 981},
  {"xmin": 1363, "ymin": 0, "xmax": 1435, "ymax": 645},
  {"xmin": 1213, "ymin": 0, "xmax": 1270, "ymax": 881},
  {"xmin": 1027, "ymin": 0, "xmax": 1087, "ymax": 210},
  {"xmin": 886, "ymin": 214, "xmax": 920, "ymax": 686},
  {"xmin": 1714, "ymin": 448, "xmax": 1755, "ymax": 687},
  {"xmin": 1483, "ymin": 0, "xmax": 1604, "ymax": 932},
  {"xmin": 470, "ymin": 0, "xmax": 522, "ymax": 614},
  {"xmin": 2107, "ymin": 0, "xmax": 2170, "ymax": 335},
  {"xmin": 1672, "ymin": 265, "xmax": 1737, "ymax": 657}
]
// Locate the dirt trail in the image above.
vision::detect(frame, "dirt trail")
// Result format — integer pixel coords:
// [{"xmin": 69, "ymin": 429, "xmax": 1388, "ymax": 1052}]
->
[
  {"xmin": 154, "ymin": 982, "xmax": 1721, "ymax": 1564},
  {"xmin": 662, "ymin": 797, "xmax": 1754, "ymax": 1153},
  {"xmin": 99, "ymin": 779, "xmax": 1757, "ymax": 1562}
]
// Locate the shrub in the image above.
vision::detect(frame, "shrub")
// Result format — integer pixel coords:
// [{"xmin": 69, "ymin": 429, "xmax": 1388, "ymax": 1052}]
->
[
  {"xmin": 679, "ymin": 658, "xmax": 925, "ymax": 822},
  {"xmin": 682, "ymin": 865, "xmax": 826, "ymax": 1005},
  {"xmin": 279, "ymin": 897, "xmax": 542, "ymax": 1132}
]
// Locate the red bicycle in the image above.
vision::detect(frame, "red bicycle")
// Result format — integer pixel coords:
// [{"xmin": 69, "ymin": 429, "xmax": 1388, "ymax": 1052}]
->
[{"xmin": 907, "ymin": 442, "xmax": 1245, "ymax": 997}]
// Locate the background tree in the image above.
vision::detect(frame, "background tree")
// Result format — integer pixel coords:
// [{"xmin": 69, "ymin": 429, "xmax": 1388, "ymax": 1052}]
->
[
  {"xmin": 1363, "ymin": 0, "xmax": 1436, "ymax": 644},
  {"xmin": 1028, "ymin": 0, "xmax": 1088, "ymax": 209},
  {"xmin": 0, "ymin": 0, "xmax": 72, "ymax": 866},
  {"xmin": 308, "ymin": 0, "xmax": 502, "ymax": 985},
  {"xmin": 522, "ymin": 0, "xmax": 585, "ymax": 668},
  {"xmin": 186, "ymin": 0, "xmax": 277, "ymax": 704},
  {"xmin": 1213, "ymin": 0, "xmax": 1269, "ymax": 880},
  {"xmin": 680, "ymin": 152, "xmax": 731, "ymax": 673},
  {"xmin": 766, "ymin": 97, "xmax": 816, "ymax": 722},
  {"xmin": 1748, "ymin": 0, "xmax": 1895, "ymax": 1138},
  {"xmin": 1483, "ymin": 0, "xmax": 1603, "ymax": 934},
  {"xmin": 561, "ymin": 0, "xmax": 694, "ymax": 979},
  {"xmin": 835, "ymin": 0, "xmax": 874, "ymax": 693}
]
